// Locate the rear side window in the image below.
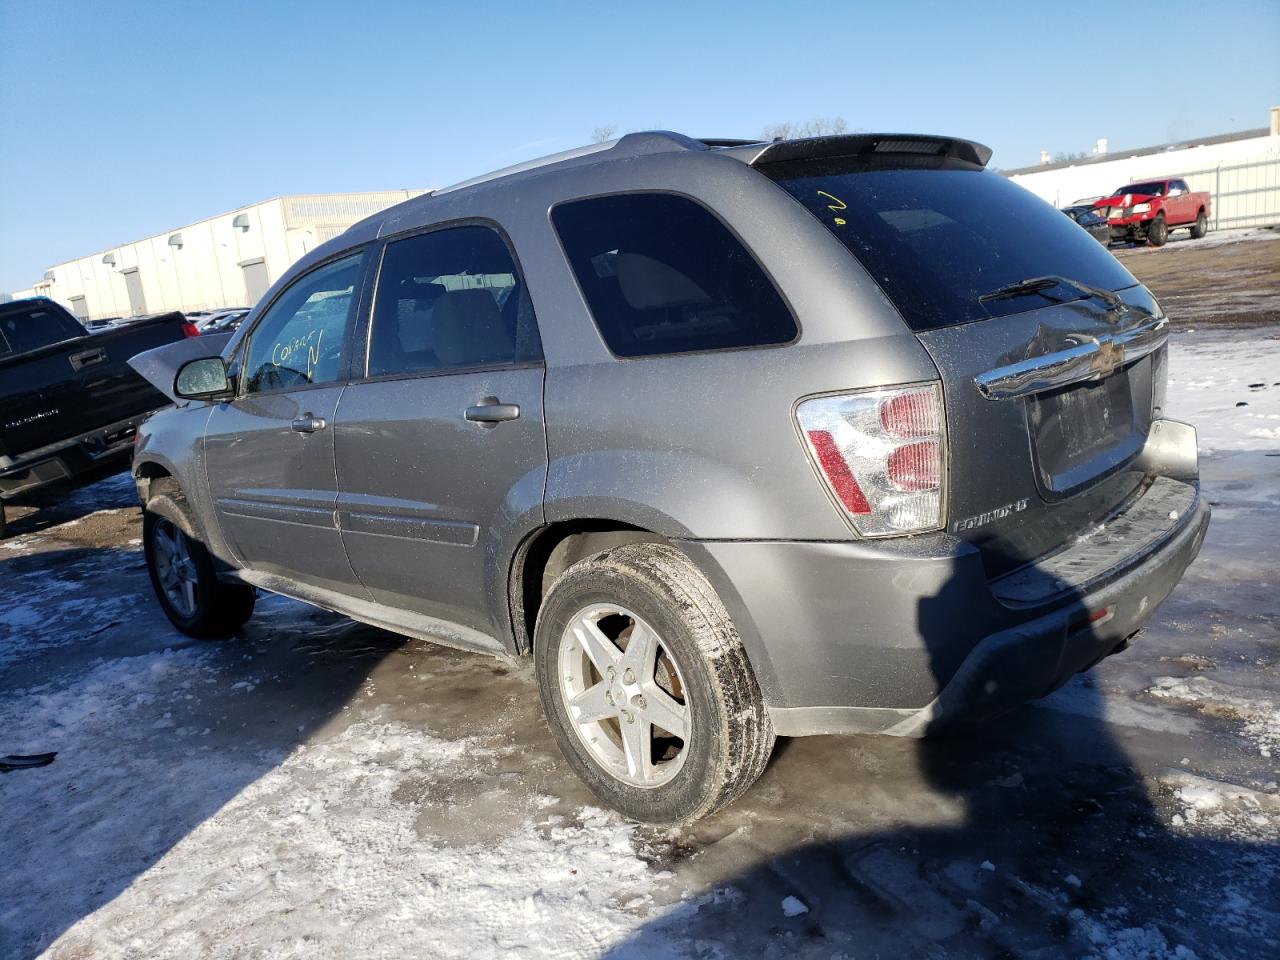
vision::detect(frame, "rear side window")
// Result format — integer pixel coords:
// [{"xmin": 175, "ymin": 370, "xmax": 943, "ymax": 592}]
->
[
  {"xmin": 765, "ymin": 162, "xmax": 1138, "ymax": 331},
  {"xmin": 552, "ymin": 193, "xmax": 797, "ymax": 357},
  {"xmin": 367, "ymin": 224, "xmax": 541, "ymax": 377}
]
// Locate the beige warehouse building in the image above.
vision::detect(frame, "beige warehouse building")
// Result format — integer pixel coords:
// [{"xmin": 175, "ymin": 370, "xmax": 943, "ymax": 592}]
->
[{"xmin": 10, "ymin": 190, "xmax": 427, "ymax": 321}]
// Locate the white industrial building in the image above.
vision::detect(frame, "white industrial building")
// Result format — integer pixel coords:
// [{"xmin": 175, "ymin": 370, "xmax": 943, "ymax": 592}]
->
[
  {"xmin": 1006, "ymin": 107, "xmax": 1280, "ymax": 230},
  {"xmin": 10, "ymin": 190, "xmax": 427, "ymax": 321}
]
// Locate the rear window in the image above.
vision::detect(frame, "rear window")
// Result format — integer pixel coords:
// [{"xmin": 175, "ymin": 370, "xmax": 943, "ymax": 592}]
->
[
  {"xmin": 0, "ymin": 302, "xmax": 84, "ymax": 357},
  {"xmin": 765, "ymin": 161, "xmax": 1138, "ymax": 331},
  {"xmin": 552, "ymin": 193, "xmax": 797, "ymax": 357}
]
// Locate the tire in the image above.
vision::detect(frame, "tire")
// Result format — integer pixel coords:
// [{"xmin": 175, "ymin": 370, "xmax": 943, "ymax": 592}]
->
[
  {"xmin": 0, "ymin": 500, "xmax": 7, "ymax": 540},
  {"xmin": 1190, "ymin": 210, "xmax": 1208, "ymax": 239},
  {"xmin": 143, "ymin": 492, "xmax": 255, "ymax": 637},
  {"xmin": 1147, "ymin": 214, "xmax": 1168, "ymax": 247},
  {"xmin": 534, "ymin": 542, "xmax": 775, "ymax": 824}
]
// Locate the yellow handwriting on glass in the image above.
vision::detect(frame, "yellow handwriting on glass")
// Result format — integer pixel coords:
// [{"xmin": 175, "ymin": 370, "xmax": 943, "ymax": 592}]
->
[
  {"xmin": 271, "ymin": 327, "xmax": 325, "ymax": 380},
  {"xmin": 816, "ymin": 190, "xmax": 847, "ymax": 226}
]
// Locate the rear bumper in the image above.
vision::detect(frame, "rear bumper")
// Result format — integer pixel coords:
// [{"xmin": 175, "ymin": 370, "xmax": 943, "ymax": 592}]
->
[
  {"xmin": 0, "ymin": 414, "xmax": 148, "ymax": 498},
  {"xmin": 679, "ymin": 425, "xmax": 1209, "ymax": 737}
]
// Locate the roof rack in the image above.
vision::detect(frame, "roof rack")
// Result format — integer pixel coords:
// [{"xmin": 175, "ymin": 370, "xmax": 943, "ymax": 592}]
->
[
  {"xmin": 435, "ymin": 131, "xmax": 718, "ymax": 196},
  {"xmin": 429, "ymin": 130, "xmax": 991, "ymax": 199}
]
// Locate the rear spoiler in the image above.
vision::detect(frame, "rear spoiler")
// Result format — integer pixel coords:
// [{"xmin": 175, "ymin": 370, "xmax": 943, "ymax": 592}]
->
[{"xmin": 722, "ymin": 133, "xmax": 993, "ymax": 169}]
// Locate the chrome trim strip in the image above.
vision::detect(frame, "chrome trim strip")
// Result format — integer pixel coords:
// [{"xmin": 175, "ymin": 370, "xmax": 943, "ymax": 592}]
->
[{"xmin": 975, "ymin": 318, "xmax": 1167, "ymax": 400}]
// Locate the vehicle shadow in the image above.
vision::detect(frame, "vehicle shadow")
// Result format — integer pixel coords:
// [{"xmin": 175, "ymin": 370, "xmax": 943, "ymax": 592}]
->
[
  {"xmin": 608, "ymin": 547, "xmax": 1278, "ymax": 958},
  {"xmin": 0, "ymin": 542, "xmax": 406, "ymax": 959},
  {"xmin": 1, "ymin": 464, "xmax": 138, "ymax": 538}
]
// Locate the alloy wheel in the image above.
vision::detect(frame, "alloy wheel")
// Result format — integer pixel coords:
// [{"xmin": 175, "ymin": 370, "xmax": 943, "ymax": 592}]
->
[
  {"xmin": 558, "ymin": 603, "xmax": 691, "ymax": 788},
  {"xmin": 152, "ymin": 518, "xmax": 199, "ymax": 617}
]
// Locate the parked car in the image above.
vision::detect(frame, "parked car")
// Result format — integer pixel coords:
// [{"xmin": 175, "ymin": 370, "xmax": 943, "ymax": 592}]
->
[
  {"xmin": 131, "ymin": 131, "xmax": 1209, "ymax": 824},
  {"xmin": 196, "ymin": 309, "xmax": 250, "ymax": 333},
  {"xmin": 1094, "ymin": 178, "xmax": 1211, "ymax": 246},
  {"xmin": 0, "ymin": 298, "xmax": 198, "ymax": 536},
  {"xmin": 1060, "ymin": 202, "xmax": 1111, "ymax": 244}
]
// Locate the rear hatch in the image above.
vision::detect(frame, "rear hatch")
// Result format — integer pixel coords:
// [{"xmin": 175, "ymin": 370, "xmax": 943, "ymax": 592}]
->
[{"xmin": 762, "ymin": 150, "xmax": 1164, "ymax": 577}]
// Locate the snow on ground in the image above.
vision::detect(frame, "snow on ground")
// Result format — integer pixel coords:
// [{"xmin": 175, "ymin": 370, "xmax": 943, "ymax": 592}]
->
[
  {"xmin": 1, "ymin": 328, "xmax": 1278, "ymax": 959},
  {"xmin": 1165, "ymin": 329, "xmax": 1280, "ymax": 452},
  {"xmin": 1147, "ymin": 675, "xmax": 1279, "ymax": 758}
]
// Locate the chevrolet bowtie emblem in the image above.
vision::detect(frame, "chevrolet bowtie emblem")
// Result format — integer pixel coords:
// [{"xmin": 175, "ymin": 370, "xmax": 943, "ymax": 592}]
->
[{"xmin": 1090, "ymin": 337, "xmax": 1125, "ymax": 378}]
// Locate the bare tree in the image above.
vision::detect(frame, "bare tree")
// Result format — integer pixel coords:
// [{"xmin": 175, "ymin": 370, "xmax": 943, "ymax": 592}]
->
[
  {"xmin": 762, "ymin": 115, "xmax": 849, "ymax": 141},
  {"xmin": 590, "ymin": 125, "xmax": 617, "ymax": 143},
  {"xmin": 1053, "ymin": 150, "xmax": 1090, "ymax": 163}
]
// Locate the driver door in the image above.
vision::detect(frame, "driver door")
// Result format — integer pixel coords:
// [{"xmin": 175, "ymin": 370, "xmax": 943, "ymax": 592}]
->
[{"xmin": 202, "ymin": 251, "xmax": 371, "ymax": 597}]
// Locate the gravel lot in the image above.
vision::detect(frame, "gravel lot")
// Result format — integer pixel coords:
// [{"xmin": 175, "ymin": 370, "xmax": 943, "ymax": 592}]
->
[{"xmin": 1, "ymin": 230, "xmax": 1277, "ymax": 960}]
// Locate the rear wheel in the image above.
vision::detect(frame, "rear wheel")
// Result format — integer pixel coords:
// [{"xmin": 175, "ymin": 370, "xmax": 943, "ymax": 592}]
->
[
  {"xmin": 534, "ymin": 542, "xmax": 774, "ymax": 824},
  {"xmin": 143, "ymin": 501, "xmax": 254, "ymax": 637},
  {"xmin": 1147, "ymin": 214, "xmax": 1169, "ymax": 247},
  {"xmin": 1190, "ymin": 210, "xmax": 1208, "ymax": 239}
]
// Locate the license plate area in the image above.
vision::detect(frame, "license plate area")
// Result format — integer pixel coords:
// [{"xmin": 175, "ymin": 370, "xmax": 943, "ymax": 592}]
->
[{"xmin": 1027, "ymin": 361, "xmax": 1151, "ymax": 497}]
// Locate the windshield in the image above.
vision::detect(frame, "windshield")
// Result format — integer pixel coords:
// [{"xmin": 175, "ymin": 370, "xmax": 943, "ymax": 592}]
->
[
  {"xmin": 765, "ymin": 160, "xmax": 1138, "ymax": 330},
  {"xmin": 1112, "ymin": 181, "xmax": 1167, "ymax": 197}
]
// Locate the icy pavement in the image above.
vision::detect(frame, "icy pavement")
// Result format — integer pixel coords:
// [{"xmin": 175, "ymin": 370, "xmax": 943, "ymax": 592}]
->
[{"xmin": 1, "ymin": 331, "xmax": 1278, "ymax": 959}]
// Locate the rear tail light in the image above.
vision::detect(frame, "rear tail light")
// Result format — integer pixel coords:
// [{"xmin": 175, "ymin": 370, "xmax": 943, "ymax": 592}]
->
[
  {"xmin": 180, "ymin": 321, "xmax": 201, "ymax": 338},
  {"xmin": 796, "ymin": 383, "xmax": 945, "ymax": 536}
]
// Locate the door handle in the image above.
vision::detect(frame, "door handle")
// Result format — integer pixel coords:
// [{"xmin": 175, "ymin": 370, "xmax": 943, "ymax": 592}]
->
[
  {"xmin": 69, "ymin": 347, "xmax": 108, "ymax": 371},
  {"xmin": 465, "ymin": 396, "xmax": 520, "ymax": 426},
  {"xmin": 291, "ymin": 414, "xmax": 328, "ymax": 433}
]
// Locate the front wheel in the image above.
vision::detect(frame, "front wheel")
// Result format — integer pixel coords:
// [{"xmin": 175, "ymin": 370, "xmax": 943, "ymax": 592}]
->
[
  {"xmin": 1147, "ymin": 214, "xmax": 1169, "ymax": 247},
  {"xmin": 1190, "ymin": 211, "xmax": 1208, "ymax": 239},
  {"xmin": 144, "ymin": 507, "xmax": 255, "ymax": 637},
  {"xmin": 534, "ymin": 543, "xmax": 775, "ymax": 824}
]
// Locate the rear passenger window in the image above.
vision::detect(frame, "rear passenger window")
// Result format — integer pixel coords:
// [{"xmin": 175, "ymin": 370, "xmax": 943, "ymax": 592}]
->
[
  {"xmin": 367, "ymin": 225, "xmax": 540, "ymax": 377},
  {"xmin": 551, "ymin": 193, "xmax": 797, "ymax": 357}
]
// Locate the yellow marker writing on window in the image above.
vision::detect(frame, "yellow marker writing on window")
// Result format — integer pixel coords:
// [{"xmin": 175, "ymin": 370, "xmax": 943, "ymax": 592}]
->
[{"xmin": 817, "ymin": 190, "xmax": 848, "ymax": 226}]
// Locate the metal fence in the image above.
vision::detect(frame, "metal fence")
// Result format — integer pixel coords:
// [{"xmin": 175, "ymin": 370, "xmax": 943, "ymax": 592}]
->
[{"xmin": 1177, "ymin": 157, "xmax": 1280, "ymax": 230}]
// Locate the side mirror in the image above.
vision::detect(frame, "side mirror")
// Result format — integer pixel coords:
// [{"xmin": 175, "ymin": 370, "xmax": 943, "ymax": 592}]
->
[{"xmin": 174, "ymin": 357, "xmax": 233, "ymax": 400}]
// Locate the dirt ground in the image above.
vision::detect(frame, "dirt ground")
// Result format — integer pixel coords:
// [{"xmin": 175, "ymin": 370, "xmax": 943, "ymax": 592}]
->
[
  {"xmin": 1113, "ymin": 228, "xmax": 1280, "ymax": 327},
  {"xmin": 2, "ymin": 232, "xmax": 1279, "ymax": 960}
]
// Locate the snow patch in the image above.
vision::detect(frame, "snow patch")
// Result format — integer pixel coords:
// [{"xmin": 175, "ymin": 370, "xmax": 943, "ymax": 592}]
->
[{"xmin": 1147, "ymin": 675, "xmax": 1280, "ymax": 758}]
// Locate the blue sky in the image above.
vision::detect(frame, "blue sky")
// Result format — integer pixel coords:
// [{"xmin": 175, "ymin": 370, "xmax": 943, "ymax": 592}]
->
[{"xmin": 2, "ymin": 0, "xmax": 1277, "ymax": 292}]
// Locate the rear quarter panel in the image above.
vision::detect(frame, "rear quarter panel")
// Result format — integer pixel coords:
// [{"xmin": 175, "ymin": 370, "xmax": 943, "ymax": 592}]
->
[{"xmin": 484, "ymin": 151, "xmax": 939, "ymax": 540}]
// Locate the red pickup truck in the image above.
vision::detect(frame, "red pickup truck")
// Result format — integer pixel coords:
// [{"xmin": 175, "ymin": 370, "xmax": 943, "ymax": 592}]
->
[{"xmin": 1093, "ymin": 178, "xmax": 1211, "ymax": 247}]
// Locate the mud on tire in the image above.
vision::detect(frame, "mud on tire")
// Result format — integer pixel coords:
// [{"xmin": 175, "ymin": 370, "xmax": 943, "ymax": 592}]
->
[{"xmin": 534, "ymin": 542, "xmax": 775, "ymax": 824}]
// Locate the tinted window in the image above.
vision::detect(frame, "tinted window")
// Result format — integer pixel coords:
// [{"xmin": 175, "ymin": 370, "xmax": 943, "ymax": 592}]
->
[
  {"xmin": 243, "ymin": 253, "xmax": 364, "ymax": 394},
  {"xmin": 0, "ymin": 301, "xmax": 84, "ymax": 356},
  {"xmin": 766, "ymin": 162, "xmax": 1138, "ymax": 331},
  {"xmin": 367, "ymin": 225, "xmax": 540, "ymax": 377},
  {"xmin": 552, "ymin": 193, "xmax": 796, "ymax": 357},
  {"xmin": 1115, "ymin": 181, "xmax": 1168, "ymax": 196}
]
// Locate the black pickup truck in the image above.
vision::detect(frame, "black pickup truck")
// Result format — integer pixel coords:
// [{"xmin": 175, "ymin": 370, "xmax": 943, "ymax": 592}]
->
[{"xmin": 0, "ymin": 298, "xmax": 196, "ymax": 536}]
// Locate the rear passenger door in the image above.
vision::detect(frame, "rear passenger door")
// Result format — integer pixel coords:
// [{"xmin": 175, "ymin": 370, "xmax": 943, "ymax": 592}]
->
[{"xmin": 333, "ymin": 224, "xmax": 546, "ymax": 635}]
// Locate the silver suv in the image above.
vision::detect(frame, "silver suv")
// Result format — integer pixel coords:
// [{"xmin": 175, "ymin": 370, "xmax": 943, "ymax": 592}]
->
[{"xmin": 133, "ymin": 131, "xmax": 1209, "ymax": 823}]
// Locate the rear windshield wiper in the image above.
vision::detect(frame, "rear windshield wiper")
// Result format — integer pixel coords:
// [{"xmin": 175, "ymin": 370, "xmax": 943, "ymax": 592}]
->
[{"xmin": 978, "ymin": 275, "xmax": 1122, "ymax": 309}]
